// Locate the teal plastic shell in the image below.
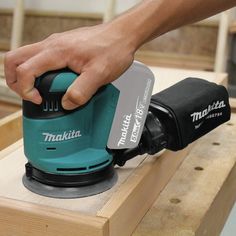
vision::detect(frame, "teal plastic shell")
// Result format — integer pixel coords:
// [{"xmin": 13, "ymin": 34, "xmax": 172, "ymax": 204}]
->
[{"xmin": 23, "ymin": 72, "xmax": 119, "ymax": 175}]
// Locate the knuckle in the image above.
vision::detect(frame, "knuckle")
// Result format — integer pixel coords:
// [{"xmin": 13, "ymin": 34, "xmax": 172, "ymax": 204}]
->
[
  {"xmin": 4, "ymin": 51, "xmax": 15, "ymax": 66},
  {"xmin": 16, "ymin": 65, "xmax": 28, "ymax": 77},
  {"xmin": 67, "ymin": 88, "xmax": 88, "ymax": 106},
  {"xmin": 20, "ymin": 88, "xmax": 32, "ymax": 100}
]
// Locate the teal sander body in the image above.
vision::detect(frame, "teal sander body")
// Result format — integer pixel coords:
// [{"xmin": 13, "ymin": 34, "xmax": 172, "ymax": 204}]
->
[{"xmin": 22, "ymin": 69, "xmax": 120, "ymax": 198}]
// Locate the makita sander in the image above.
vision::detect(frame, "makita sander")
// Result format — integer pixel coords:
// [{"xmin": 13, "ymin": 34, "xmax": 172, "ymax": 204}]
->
[{"xmin": 22, "ymin": 62, "xmax": 231, "ymax": 198}]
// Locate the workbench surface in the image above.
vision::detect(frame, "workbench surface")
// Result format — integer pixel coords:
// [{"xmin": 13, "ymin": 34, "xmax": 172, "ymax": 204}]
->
[
  {"xmin": 0, "ymin": 66, "xmax": 234, "ymax": 236},
  {"xmin": 133, "ymin": 113, "xmax": 236, "ymax": 236}
]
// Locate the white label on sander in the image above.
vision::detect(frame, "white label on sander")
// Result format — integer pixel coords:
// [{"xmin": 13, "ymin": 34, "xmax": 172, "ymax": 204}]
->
[{"xmin": 108, "ymin": 61, "xmax": 155, "ymax": 149}]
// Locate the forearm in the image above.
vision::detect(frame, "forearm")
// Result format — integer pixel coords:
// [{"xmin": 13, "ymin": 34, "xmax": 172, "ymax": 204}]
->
[
  {"xmin": 110, "ymin": 0, "xmax": 236, "ymax": 50},
  {"xmin": 5, "ymin": 0, "xmax": 236, "ymax": 109}
]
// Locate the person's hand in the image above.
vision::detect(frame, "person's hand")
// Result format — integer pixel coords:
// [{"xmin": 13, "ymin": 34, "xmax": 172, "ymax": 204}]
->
[{"xmin": 4, "ymin": 23, "xmax": 137, "ymax": 110}]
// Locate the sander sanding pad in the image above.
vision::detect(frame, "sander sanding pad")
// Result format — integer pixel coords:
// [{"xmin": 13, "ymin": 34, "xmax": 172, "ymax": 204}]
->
[{"xmin": 22, "ymin": 171, "xmax": 118, "ymax": 199}]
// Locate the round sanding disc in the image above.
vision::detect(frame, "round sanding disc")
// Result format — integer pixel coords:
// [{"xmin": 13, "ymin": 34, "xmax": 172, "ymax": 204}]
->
[{"xmin": 22, "ymin": 171, "xmax": 118, "ymax": 199}]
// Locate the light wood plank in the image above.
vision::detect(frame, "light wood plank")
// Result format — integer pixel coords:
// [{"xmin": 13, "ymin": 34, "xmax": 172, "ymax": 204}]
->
[
  {"xmin": 11, "ymin": 0, "xmax": 25, "ymax": 49},
  {"xmin": 0, "ymin": 100, "xmax": 21, "ymax": 119},
  {"xmin": 103, "ymin": 0, "xmax": 117, "ymax": 22},
  {"xmin": 0, "ymin": 197, "xmax": 108, "ymax": 236},
  {"xmin": 0, "ymin": 8, "xmax": 103, "ymax": 20},
  {"xmin": 135, "ymin": 51, "xmax": 215, "ymax": 71},
  {"xmin": 0, "ymin": 67, "xmax": 228, "ymax": 236},
  {"xmin": 0, "ymin": 147, "xmax": 147, "ymax": 215},
  {"xmin": 214, "ymin": 11, "xmax": 230, "ymax": 72},
  {"xmin": 133, "ymin": 115, "xmax": 236, "ymax": 236},
  {"xmin": 98, "ymin": 147, "xmax": 192, "ymax": 236},
  {"xmin": 230, "ymin": 97, "xmax": 236, "ymax": 112},
  {"xmin": 149, "ymin": 66, "xmax": 227, "ymax": 93},
  {"xmin": 0, "ymin": 110, "xmax": 22, "ymax": 151}
]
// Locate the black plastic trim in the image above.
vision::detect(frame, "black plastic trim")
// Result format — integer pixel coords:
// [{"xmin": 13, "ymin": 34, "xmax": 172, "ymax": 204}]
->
[{"xmin": 25, "ymin": 162, "xmax": 115, "ymax": 187}]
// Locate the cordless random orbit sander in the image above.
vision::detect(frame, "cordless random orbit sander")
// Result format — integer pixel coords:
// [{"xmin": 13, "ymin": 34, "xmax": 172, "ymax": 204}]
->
[{"xmin": 22, "ymin": 63, "xmax": 231, "ymax": 199}]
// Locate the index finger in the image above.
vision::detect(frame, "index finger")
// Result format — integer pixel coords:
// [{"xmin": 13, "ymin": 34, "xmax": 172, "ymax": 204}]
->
[
  {"xmin": 4, "ymin": 42, "xmax": 43, "ymax": 92},
  {"xmin": 16, "ymin": 49, "xmax": 68, "ymax": 103}
]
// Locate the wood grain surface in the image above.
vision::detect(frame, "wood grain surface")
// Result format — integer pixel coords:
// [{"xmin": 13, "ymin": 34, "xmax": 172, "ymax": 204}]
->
[
  {"xmin": 133, "ymin": 114, "xmax": 236, "ymax": 236},
  {"xmin": 0, "ymin": 67, "xmax": 228, "ymax": 236}
]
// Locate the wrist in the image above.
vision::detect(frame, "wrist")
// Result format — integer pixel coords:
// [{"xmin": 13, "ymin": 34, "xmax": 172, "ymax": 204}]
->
[{"xmin": 109, "ymin": 0, "xmax": 164, "ymax": 51}]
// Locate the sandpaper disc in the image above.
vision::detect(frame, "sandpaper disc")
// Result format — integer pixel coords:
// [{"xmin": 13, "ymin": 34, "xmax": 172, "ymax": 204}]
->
[{"xmin": 22, "ymin": 171, "xmax": 118, "ymax": 199}]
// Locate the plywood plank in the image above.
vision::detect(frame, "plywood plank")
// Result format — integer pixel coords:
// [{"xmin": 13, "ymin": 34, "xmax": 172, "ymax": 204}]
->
[
  {"xmin": 150, "ymin": 66, "xmax": 227, "ymax": 92},
  {"xmin": 230, "ymin": 97, "xmax": 236, "ymax": 112},
  {"xmin": 0, "ymin": 147, "xmax": 147, "ymax": 215},
  {"xmin": 98, "ymin": 147, "xmax": 192, "ymax": 236},
  {"xmin": 136, "ymin": 51, "xmax": 215, "ymax": 71},
  {"xmin": 0, "ymin": 110, "xmax": 22, "ymax": 150},
  {"xmin": 0, "ymin": 67, "xmax": 228, "ymax": 236},
  {"xmin": 0, "ymin": 100, "xmax": 21, "ymax": 118},
  {"xmin": 133, "ymin": 115, "xmax": 236, "ymax": 236},
  {"xmin": 0, "ymin": 197, "xmax": 109, "ymax": 236}
]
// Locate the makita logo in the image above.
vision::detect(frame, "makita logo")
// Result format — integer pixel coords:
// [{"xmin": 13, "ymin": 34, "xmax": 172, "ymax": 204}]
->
[
  {"xmin": 190, "ymin": 100, "xmax": 226, "ymax": 122},
  {"xmin": 118, "ymin": 114, "xmax": 132, "ymax": 147},
  {"xmin": 42, "ymin": 130, "xmax": 82, "ymax": 142}
]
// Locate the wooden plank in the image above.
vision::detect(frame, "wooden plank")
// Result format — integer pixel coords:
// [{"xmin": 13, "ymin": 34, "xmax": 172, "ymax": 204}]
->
[
  {"xmin": 0, "ymin": 53, "xmax": 3, "ymax": 67},
  {"xmin": 0, "ymin": 197, "xmax": 109, "ymax": 236},
  {"xmin": 133, "ymin": 115, "xmax": 236, "ymax": 236},
  {"xmin": 0, "ymin": 139, "xmax": 23, "ymax": 160},
  {"xmin": 0, "ymin": 40, "xmax": 9, "ymax": 51},
  {"xmin": 0, "ymin": 8, "xmax": 103, "ymax": 20},
  {"xmin": 11, "ymin": 0, "xmax": 25, "ymax": 49},
  {"xmin": 229, "ymin": 21, "xmax": 236, "ymax": 33},
  {"xmin": 103, "ymin": 0, "xmax": 116, "ymax": 22},
  {"xmin": 0, "ymin": 110, "xmax": 22, "ymax": 150},
  {"xmin": 0, "ymin": 100, "xmax": 21, "ymax": 119},
  {"xmin": 0, "ymin": 67, "xmax": 228, "ymax": 236},
  {"xmin": 149, "ymin": 66, "xmax": 227, "ymax": 92},
  {"xmin": 0, "ymin": 79, "xmax": 21, "ymax": 105},
  {"xmin": 214, "ymin": 11, "xmax": 230, "ymax": 72},
  {"xmin": 0, "ymin": 147, "xmax": 147, "ymax": 214},
  {"xmin": 97, "ymin": 147, "xmax": 192, "ymax": 236},
  {"xmin": 135, "ymin": 51, "xmax": 215, "ymax": 71},
  {"xmin": 230, "ymin": 97, "xmax": 236, "ymax": 112}
]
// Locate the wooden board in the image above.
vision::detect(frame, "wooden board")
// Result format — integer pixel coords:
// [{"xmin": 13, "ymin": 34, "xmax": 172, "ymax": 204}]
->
[
  {"xmin": 230, "ymin": 97, "xmax": 236, "ymax": 113},
  {"xmin": 0, "ymin": 100, "xmax": 21, "ymax": 119},
  {"xmin": 0, "ymin": 59, "xmax": 22, "ymax": 104},
  {"xmin": 0, "ymin": 67, "xmax": 228, "ymax": 236},
  {"xmin": 229, "ymin": 21, "xmax": 236, "ymax": 34},
  {"xmin": 135, "ymin": 51, "xmax": 215, "ymax": 71},
  {"xmin": 133, "ymin": 114, "xmax": 236, "ymax": 236},
  {"xmin": 0, "ymin": 54, "xmax": 4, "ymax": 77},
  {"xmin": 0, "ymin": 110, "xmax": 22, "ymax": 151}
]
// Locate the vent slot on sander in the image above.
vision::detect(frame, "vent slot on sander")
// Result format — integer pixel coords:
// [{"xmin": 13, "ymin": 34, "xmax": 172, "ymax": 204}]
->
[
  {"xmin": 46, "ymin": 147, "xmax": 56, "ymax": 151},
  {"xmin": 56, "ymin": 160, "xmax": 110, "ymax": 172},
  {"xmin": 57, "ymin": 167, "xmax": 87, "ymax": 172},
  {"xmin": 43, "ymin": 100, "xmax": 59, "ymax": 112}
]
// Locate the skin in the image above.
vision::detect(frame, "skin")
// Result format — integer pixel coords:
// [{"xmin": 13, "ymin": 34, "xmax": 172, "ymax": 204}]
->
[{"xmin": 4, "ymin": 0, "xmax": 236, "ymax": 110}]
